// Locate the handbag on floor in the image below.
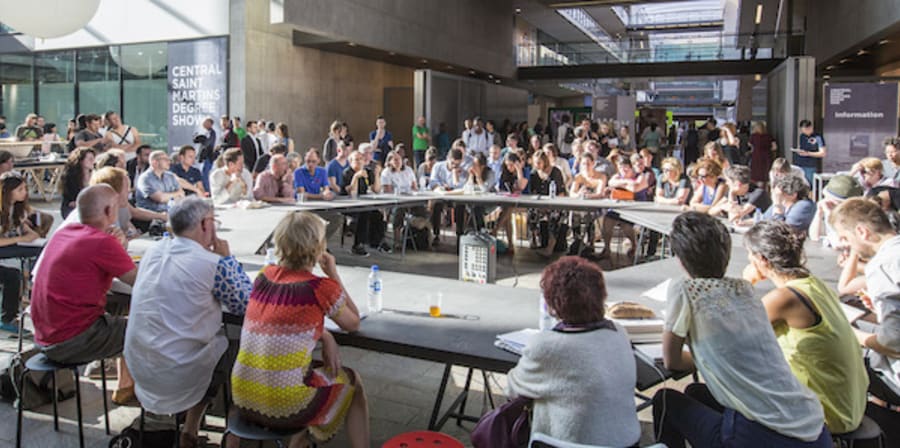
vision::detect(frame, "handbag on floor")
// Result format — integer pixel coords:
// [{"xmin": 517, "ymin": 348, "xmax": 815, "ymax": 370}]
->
[{"xmin": 471, "ymin": 396, "xmax": 532, "ymax": 448}]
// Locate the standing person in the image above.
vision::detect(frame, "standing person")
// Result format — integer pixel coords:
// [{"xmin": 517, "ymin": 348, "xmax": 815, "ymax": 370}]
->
[
  {"xmin": 556, "ymin": 115, "xmax": 573, "ymax": 157},
  {"xmin": 719, "ymin": 122, "xmax": 740, "ymax": 165},
  {"xmin": 434, "ymin": 122, "xmax": 450, "ymax": 159},
  {"xmin": 275, "ymin": 122, "xmax": 295, "ymax": 154},
  {"xmin": 829, "ymin": 199, "xmax": 900, "ymax": 440},
  {"xmin": 326, "ymin": 140, "xmax": 351, "ymax": 193},
  {"xmin": 749, "ymin": 122, "xmax": 776, "ymax": 188},
  {"xmin": 323, "ymin": 120, "xmax": 343, "ymax": 162},
  {"xmin": 465, "ymin": 117, "xmax": 490, "ymax": 156},
  {"xmin": 255, "ymin": 119, "xmax": 269, "ymax": 153},
  {"xmin": 197, "ymin": 117, "xmax": 218, "ymax": 191},
  {"xmin": 219, "ymin": 115, "xmax": 239, "ymax": 148},
  {"xmin": 103, "ymin": 111, "xmax": 141, "ymax": 155},
  {"xmin": 75, "ymin": 114, "xmax": 111, "ymax": 153},
  {"xmin": 683, "ymin": 122, "xmax": 700, "ymax": 165},
  {"xmin": 253, "ymin": 154, "xmax": 295, "ymax": 204},
  {"xmin": 230, "ymin": 211, "xmax": 369, "ymax": 448},
  {"xmin": 232, "ymin": 117, "xmax": 246, "ymax": 141},
  {"xmin": 742, "ymin": 220, "xmax": 868, "ymax": 435},
  {"xmin": 59, "ymin": 147, "xmax": 95, "ymax": 218},
  {"xmin": 412, "ymin": 116, "xmax": 430, "ymax": 167},
  {"xmin": 239, "ymin": 120, "xmax": 263, "ymax": 173},
  {"xmin": 210, "ymin": 148, "xmax": 253, "ymax": 205},
  {"xmin": 794, "ymin": 120, "xmax": 827, "ymax": 186},
  {"xmin": 170, "ymin": 145, "xmax": 206, "ymax": 196},
  {"xmin": 124, "ymin": 197, "xmax": 251, "ymax": 448},
  {"xmin": 617, "ymin": 125, "xmax": 634, "ymax": 154},
  {"xmin": 640, "ymin": 122, "xmax": 663, "ymax": 156},
  {"xmin": 369, "ymin": 115, "xmax": 394, "ymax": 165},
  {"xmin": 485, "ymin": 120, "xmax": 502, "ymax": 147},
  {"xmin": 0, "ymin": 173, "xmax": 43, "ymax": 334},
  {"xmin": 882, "ymin": 137, "xmax": 900, "ymax": 183}
]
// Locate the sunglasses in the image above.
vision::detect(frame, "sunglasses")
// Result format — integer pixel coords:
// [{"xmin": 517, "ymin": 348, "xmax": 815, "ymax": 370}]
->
[{"xmin": 698, "ymin": 174, "xmax": 709, "ymax": 179}]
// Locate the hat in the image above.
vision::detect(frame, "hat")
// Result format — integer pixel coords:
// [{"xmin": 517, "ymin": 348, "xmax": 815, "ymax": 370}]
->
[{"xmin": 824, "ymin": 174, "xmax": 863, "ymax": 199}]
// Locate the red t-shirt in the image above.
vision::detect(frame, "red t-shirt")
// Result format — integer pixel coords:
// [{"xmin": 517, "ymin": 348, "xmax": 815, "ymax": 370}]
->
[{"xmin": 31, "ymin": 224, "xmax": 135, "ymax": 346}]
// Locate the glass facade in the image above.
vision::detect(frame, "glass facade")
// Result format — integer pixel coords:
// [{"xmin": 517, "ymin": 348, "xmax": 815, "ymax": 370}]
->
[{"xmin": 0, "ymin": 38, "xmax": 219, "ymax": 150}]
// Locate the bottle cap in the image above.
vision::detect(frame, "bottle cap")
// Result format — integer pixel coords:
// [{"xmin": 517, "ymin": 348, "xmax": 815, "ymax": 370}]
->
[{"xmin": 371, "ymin": 265, "xmax": 379, "ymax": 271}]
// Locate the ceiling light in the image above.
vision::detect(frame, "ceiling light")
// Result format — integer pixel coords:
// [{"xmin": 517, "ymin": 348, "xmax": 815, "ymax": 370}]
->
[
  {"xmin": 348, "ymin": 42, "xmax": 357, "ymax": 47},
  {"xmin": 825, "ymin": 65, "xmax": 835, "ymax": 70},
  {"xmin": 857, "ymin": 49, "xmax": 868, "ymax": 55},
  {"xmin": 840, "ymin": 58, "xmax": 850, "ymax": 64},
  {"xmin": 823, "ymin": 75, "xmax": 831, "ymax": 80},
  {"xmin": 754, "ymin": 4, "xmax": 763, "ymax": 25},
  {"xmin": 515, "ymin": 7, "xmax": 521, "ymax": 14},
  {"xmin": 469, "ymin": 70, "xmax": 476, "ymax": 75},
  {"xmin": 488, "ymin": 74, "xmax": 494, "ymax": 79},
  {"xmin": 388, "ymin": 52, "xmax": 396, "ymax": 56},
  {"xmin": 495, "ymin": 79, "xmax": 501, "ymax": 84},
  {"xmin": 879, "ymin": 39, "xmax": 890, "ymax": 45},
  {"xmin": 754, "ymin": 74, "xmax": 761, "ymax": 81},
  {"xmin": 446, "ymin": 65, "xmax": 453, "ymax": 70},
  {"xmin": 421, "ymin": 59, "xmax": 428, "ymax": 64}
]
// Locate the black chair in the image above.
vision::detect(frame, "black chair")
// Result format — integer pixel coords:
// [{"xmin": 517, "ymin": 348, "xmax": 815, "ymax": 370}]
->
[
  {"xmin": 832, "ymin": 415, "xmax": 885, "ymax": 448},
  {"xmin": 222, "ymin": 412, "xmax": 310, "ymax": 448},
  {"xmin": 15, "ymin": 353, "xmax": 110, "ymax": 448}
]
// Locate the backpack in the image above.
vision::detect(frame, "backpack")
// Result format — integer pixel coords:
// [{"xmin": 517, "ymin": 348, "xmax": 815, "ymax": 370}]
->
[
  {"xmin": 0, "ymin": 348, "xmax": 77, "ymax": 410},
  {"xmin": 563, "ymin": 126, "xmax": 575, "ymax": 145}
]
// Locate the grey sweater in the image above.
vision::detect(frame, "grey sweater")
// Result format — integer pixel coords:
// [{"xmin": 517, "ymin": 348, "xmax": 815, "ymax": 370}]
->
[{"xmin": 506, "ymin": 324, "xmax": 640, "ymax": 446}]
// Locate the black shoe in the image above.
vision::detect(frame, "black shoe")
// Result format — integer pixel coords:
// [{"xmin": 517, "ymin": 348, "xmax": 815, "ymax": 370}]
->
[
  {"xmin": 351, "ymin": 245, "xmax": 370, "ymax": 257},
  {"xmin": 432, "ymin": 236, "xmax": 440, "ymax": 247},
  {"xmin": 375, "ymin": 242, "xmax": 393, "ymax": 253}
]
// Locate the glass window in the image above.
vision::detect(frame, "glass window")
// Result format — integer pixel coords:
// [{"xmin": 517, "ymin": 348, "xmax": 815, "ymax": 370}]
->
[
  {"xmin": 35, "ymin": 51, "xmax": 75, "ymax": 136},
  {"xmin": 0, "ymin": 54, "xmax": 34, "ymax": 137},
  {"xmin": 120, "ymin": 43, "xmax": 167, "ymax": 150},
  {"xmin": 77, "ymin": 48, "xmax": 120, "ymax": 120}
]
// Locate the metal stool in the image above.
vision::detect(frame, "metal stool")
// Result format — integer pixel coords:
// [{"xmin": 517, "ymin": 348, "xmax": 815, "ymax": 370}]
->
[
  {"xmin": 15, "ymin": 353, "xmax": 110, "ymax": 448},
  {"xmin": 222, "ymin": 411, "xmax": 309, "ymax": 448},
  {"xmin": 382, "ymin": 430, "xmax": 464, "ymax": 448},
  {"xmin": 832, "ymin": 415, "xmax": 885, "ymax": 448}
]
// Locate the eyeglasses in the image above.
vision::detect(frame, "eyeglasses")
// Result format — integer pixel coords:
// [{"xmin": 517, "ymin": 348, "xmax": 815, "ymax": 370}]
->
[
  {"xmin": 698, "ymin": 173, "xmax": 709, "ymax": 179},
  {"xmin": 662, "ymin": 168, "xmax": 673, "ymax": 173}
]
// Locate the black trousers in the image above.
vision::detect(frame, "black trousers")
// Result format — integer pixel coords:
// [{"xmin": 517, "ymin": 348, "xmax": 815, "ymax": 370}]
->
[
  {"xmin": 432, "ymin": 203, "xmax": 484, "ymax": 237},
  {"xmin": 0, "ymin": 265, "xmax": 21, "ymax": 324},
  {"xmin": 353, "ymin": 211, "xmax": 385, "ymax": 247}
]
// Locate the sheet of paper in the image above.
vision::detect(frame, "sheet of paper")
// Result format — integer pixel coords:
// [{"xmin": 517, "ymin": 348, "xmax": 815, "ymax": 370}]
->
[
  {"xmin": 840, "ymin": 303, "xmax": 868, "ymax": 323},
  {"xmin": 325, "ymin": 312, "xmax": 368, "ymax": 332},
  {"xmin": 494, "ymin": 328, "xmax": 540, "ymax": 355},
  {"xmin": 639, "ymin": 278, "xmax": 672, "ymax": 302}
]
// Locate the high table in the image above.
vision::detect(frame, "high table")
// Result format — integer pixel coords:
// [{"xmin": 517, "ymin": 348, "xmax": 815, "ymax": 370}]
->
[{"xmin": 16, "ymin": 158, "xmax": 66, "ymax": 202}]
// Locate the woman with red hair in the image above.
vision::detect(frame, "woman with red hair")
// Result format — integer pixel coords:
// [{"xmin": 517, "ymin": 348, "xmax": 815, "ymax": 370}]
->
[{"xmin": 504, "ymin": 256, "xmax": 640, "ymax": 446}]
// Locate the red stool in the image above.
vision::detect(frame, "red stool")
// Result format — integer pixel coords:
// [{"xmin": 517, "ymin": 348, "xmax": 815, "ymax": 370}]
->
[{"xmin": 382, "ymin": 431, "xmax": 465, "ymax": 448}]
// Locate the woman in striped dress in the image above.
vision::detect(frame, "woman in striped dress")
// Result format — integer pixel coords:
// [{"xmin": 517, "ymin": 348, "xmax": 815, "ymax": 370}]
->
[{"xmin": 231, "ymin": 211, "xmax": 369, "ymax": 447}]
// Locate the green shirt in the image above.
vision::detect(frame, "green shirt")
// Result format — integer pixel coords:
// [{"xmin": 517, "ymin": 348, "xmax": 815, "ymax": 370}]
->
[
  {"xmin": 234, "ymin": 127, "xmax": 247, "ymax": 141},
  {"xmin": 777, "ymin": 276, "xmax": 868, "ymax": 434},
  {"xmin": 412, "ymin": 125, "xmax": 429, "ymax": 151}
]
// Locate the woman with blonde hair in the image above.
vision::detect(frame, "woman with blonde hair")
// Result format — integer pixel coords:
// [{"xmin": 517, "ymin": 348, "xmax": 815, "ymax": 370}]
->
[
  {"xmin": 231, "ymin": 211, "xmax": 369, "ymax": 448},
  {"xmin": 689, "ymin": 158, "xmax": 727, "ymax": 213},
  {"xmin": 703, "ymin": 141, "xmax": 730, "ymax": 171},
  {"xmin": 656, "ymin": 157, "xmax": 692, "ymax": 205}
]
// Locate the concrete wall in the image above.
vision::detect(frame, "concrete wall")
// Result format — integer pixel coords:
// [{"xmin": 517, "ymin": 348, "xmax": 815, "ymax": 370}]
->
[
  {"xmin": 231, "ymin": 0, "xmax": 414, "ymax": 151},
  {"xmin": 766, "ymin": 57, "xmax": 816, "ymax": 159},
  {"xmin": 279, "ymin": 0, "xmax": 516, "ymax": 78},
  {"xmin": 806, "ymin": 0, "xmax": 900, "ymax": 64}
]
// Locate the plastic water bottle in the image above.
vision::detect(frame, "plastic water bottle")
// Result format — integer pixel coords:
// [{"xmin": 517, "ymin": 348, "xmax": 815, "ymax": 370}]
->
[
  {"xmin": 548, "ymin": 180, "xmax": 557, "ymax": 198},
  {"xmin": 264, "ymin": 248, "xmax": 276, "ymax": 265},
  {"xmin": 539, "ymin": 293, "xmax": 557, "ymax": 331},
  {"xmin": 167, "ymin": 197, "xmax": 176, "ymax": 213},
  {"xmin": 367, "ymin": 265, "xmax": 383, "ymax": 314},
  {"xmin": 162, "ymin": 231, "xmax": 171, "ymax": 239}
]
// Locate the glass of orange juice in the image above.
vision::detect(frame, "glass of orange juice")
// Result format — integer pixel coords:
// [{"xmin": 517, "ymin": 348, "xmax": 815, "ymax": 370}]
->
[{"xmin": 429, "ymin": 292, "xmax": 443, "ymax": 317}]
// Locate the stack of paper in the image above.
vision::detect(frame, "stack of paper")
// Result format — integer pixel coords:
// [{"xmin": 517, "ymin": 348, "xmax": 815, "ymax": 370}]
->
[
  {"xmin": 611, "ymin": 318, "xmax": 665, "ymax": 343},
  {"xmin": 494, "ymin": 329, "xmax": 539, "ymax": 355}
]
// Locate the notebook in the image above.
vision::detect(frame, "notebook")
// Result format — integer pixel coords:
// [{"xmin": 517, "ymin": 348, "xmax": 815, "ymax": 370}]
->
[
  {"xmin": 610, "ymin": 318, "xmax": 665, "ymax": 343},
  {"xmin": 494, "ymin": 329, "xmax": 540, "ymax": 356}
]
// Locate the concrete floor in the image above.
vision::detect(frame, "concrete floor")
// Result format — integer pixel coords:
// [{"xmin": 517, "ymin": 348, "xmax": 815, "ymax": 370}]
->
[{"xmin": 0, "ymin": 201, "xmax": 681, "ymax": 447}]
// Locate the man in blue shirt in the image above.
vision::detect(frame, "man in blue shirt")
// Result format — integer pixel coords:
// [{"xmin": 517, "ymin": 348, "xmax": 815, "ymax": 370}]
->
[
  {"xmin": 293, "ymin": 149, "xmax": 333, "ymax": 199},
  {"xmin": 136, "ymin": 151, "xmax": 185, "ymax": 212},
  {"xmin": 428, "ymin": 148, "xmax": 470, "ymax": 246},
  {"xmin": 369, "ymin": 115, "xmax": 393, "ymax": 166},
  {"xmin": 794, "ymin": 119, "xmax": 827, "ymax": 186},
  {"xmin": 170, "ymin": 145, "xmax": 206, "ymax": 196},
  {"xmin": 326, "ymin": 140, "xmax": 352, "ymax": 193}
]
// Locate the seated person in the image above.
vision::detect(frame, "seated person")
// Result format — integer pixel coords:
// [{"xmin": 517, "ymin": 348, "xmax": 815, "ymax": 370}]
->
[
  {"xmin": 529, "ymin": 150, "xmax": 568, "ymax": 257},
  {"xmin": 655, "ymin": 157, "xmax": 692, "ymax": 206},
  {"xmin": 505, "ymin": 256, "xmax": 640, "ymax": 446},
  {"xmin": 95, "ymin": 149, "xmax": 127, "ymax": 170},
  {"xmin": 771, "ymin": 157, "xmax": 810, "ymax": 187},
  {"xmin": 809, "ymin": 174, "xmax": 863, "ymax": 248},
  {"xmin": 852, "ymin": 157, "xmax": 897, "ymax": 195},
  {"xmin": 543, "ymin": 143, "xmax": 572, "ymax": 188},
  {"xmin": 326, "ymin": 140, "xmax": 352, "ymax": 193},
  {"xmin": 382, "ymin": 150, "xmax": 428, "ymax": 250},
  {"xmin": 294, "ymin": 149, "xmax": 333, "ymax": 200},
  {"xmin": 652, "ymin": 212, "xmax": 830, "ymax": 448},
  {"xmin": 0, "ymin": 150, "xmax": 14, "ymax": 175},
  {"xmin": 170, "ymin": 145, "xmax": 206, "ymax": 196},
  {"xmin": 125, "ymin": 197, "xmax": 251, "ymax": 448},
  {"xmin": 252, "ymin": 154, "xmax": 294, "ymax": 204},
  {"xmin": 0, "ymin": 173, "xmax": 47, "ymax": 334},
  {"xmin": 230, "ymin": 211, "xmax": 369, "ymax": 448},
  {"xmin": 136, "ymin": 150, "xmax": 185, "ymax": 212},
  {"xmin": 867, "ymin": 186, "xmax": 900, "ymax": 213},
  {"xmin": 416, "ymin": 146, "xmax": 438, "ymax": 188},
  {"xmin": 599, "ymin": 159, "xmax": 651, "ymax": 260},
  {"xmin": 710, "ymin": 165, "xmax": 771, "ymax": 222},
  {"xmin": 688, "ymin": 159, "xmax": 727, "ymax": 213},
  {"xmin": 492, "ymin": 152, "xmax": 529, "ymax": 252},
  {"xmin": 252, "ymin": 143, "xmax": 288, "ymax": 177},
  {"xmin": 30, "ymin": 185, "xmax": 138, "ymax": 403},
  {"xmin": 830, "ymin": 199, "xmax": 900, "ymax": 420},
  {"xmin": 567, "ymin": 153, "xmax": 607, "ymax": 257},
  {"xmin": 428, "ymin": 148, "xmax": 469, "ymax": 246},
  {"xmin": 760, "ymin": 174, "xmax": 816, "ymax": 237},
  {"xmin": 341, "ymin": 150, "xmax": 389, "ymax": 256},
  {"xmin": 742, "ymin": 220, "xmax": 868, "ymax": 435},
  {"xmin": 74, "ymin": 114, "xmax": 110, "ymax": 153},
  {"xmin": 127, "ymin": 144, "xmax": 152, "ymax": 191},
  {"xmin": 210, "ymin": 148, "xmax": 253, "ymax": 205}
]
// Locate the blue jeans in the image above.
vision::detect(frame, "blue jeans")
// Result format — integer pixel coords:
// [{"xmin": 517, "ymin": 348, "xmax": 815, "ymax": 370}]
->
[
  {"xmin": 414, "ymin": 150, "xmax": 426, "ymax": 170},
  {"xmin": 653, "ymin": 385, "xmax": 831, "ymax": 448},
  {"xmin": 202, "ymin": 159, "xmax": 213, "ymax": 192},
  {"xmin": 800, "ymin": 166, "xmax": 817, "ymax": 187}
]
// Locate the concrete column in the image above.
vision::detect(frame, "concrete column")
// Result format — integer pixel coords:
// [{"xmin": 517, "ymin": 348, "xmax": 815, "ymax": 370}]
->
[{"xmin": 766, "ymin": 56, "xmax": 815, "ymax": 159}]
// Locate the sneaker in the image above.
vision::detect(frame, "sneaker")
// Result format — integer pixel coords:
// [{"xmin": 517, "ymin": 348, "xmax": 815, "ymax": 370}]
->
[
  {"xmin": 375, "ymin": 242, "xmax": 393, "ymax": 254},
  {"xmin": 0, "ymin": 321, "xmax": 18, "ymax": 334},
  {"xmin": 351, "ymin": 245, "xmax": 370, "ymax": 257}
]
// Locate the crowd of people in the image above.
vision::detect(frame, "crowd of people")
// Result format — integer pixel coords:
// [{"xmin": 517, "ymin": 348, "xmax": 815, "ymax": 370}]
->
[{"xmin": 3, "ymin": 108, "xmax": 899, "ymax": 447}]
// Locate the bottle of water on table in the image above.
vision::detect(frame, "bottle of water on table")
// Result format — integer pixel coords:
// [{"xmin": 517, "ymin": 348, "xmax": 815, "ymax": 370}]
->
[
  {"xmin": 264, "ymin": 248, "xmax": 276, "ymax": 265},
  {"xmin": 367, "ymin": 265, "xmax": 383, "ymax": 314},
  {"xmin": 167, "ymin": 197, "xmax": 176, "ymax": 213},
  {"xmin": 548, "ymin": 180, "xmax": 557, "ymax": 198}
]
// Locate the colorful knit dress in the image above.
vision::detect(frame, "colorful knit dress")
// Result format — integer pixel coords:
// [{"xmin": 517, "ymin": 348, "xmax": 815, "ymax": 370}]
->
[{"xmin": 231, "ymin": 265, "xmax": 357, "ymax": 441}]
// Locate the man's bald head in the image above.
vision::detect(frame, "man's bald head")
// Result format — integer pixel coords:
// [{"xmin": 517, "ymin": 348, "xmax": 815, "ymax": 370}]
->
[{"xmin": 77, "ymin": 184, "xmax": 119, "ymax": 227}]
